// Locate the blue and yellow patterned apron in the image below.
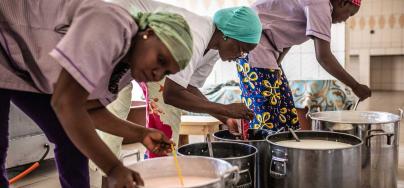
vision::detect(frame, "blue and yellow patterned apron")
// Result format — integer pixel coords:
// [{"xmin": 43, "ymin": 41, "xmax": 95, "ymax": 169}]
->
[{"xmin": 237, "ymin": 56, "xmax": 300, "ymax": 131}]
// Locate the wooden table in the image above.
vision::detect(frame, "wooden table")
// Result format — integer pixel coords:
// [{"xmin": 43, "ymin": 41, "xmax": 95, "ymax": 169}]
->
[{"xmin": 179, "ymin": 115, "xmax": 221, "ymax": 146}]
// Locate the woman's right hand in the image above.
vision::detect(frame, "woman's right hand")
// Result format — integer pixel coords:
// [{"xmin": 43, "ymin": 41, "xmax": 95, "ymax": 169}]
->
[
  {"xmin": 107, "ymin": 163, "xmax": 144, "ymax": 188},
  {"xmin": 352, "ymin": 84, "xmax": 371, "ymax": 101},
  {"xmin": 221, "ymin": 103, "xmax": 254, "ymax": 120}
]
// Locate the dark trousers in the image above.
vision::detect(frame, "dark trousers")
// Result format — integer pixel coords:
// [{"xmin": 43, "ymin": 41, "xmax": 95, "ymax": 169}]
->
[{"xmin": 0, "ymin": 89, "xmax": 89, "ymax": 188}]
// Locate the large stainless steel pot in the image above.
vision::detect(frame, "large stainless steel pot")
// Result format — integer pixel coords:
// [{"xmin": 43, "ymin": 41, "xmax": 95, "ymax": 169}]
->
[
  {"xmin": 127, "ymin": 156, "xmax": 239, "ymax": 188},
  {"xmin": 214, "ymin": 129, "xmax": 272, "ymax": 188},
  {"xmin": 309, "ymin": 110, "xmax": 403, "ymax": 188},
  {"xmin": 178, "ymin": 142, "xmax": 257, "ymax": 188},
  {"xmin": 267, "ymin": 131, "xmax": 363, "ymax": 188}
]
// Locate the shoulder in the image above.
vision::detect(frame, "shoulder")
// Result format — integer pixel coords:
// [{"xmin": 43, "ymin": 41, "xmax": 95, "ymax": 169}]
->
[{"xmin": 74, "ymin": 0, "xmax": 139, "ymax": 33}]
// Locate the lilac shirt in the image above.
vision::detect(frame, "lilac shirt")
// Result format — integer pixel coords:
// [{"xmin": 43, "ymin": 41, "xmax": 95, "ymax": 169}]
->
[
  {"xmin": 249, "ymin": 0, "xmax": 333, "ymax": 69},
  {"xmin": 0, "ymin": 0, "xmax": 138, "ymax": 105}
]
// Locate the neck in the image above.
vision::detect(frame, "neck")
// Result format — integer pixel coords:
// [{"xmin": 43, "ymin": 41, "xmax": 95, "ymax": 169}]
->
[{"xmin": 206, "ymin": 27, "xmax": 221, "ymax": 51}]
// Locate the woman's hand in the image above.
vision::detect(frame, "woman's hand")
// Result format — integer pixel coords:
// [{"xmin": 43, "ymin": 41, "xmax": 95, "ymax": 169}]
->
[
  {"xmin": 142, "ymin": 128, "xmax": 174, "ymax": 155},
  {"xmin": 352, "ymin": 84, "xmax": 371, "ymax": 101},
  {"xmin": 226, "ymin": 118, "xmax": 242, "ymax": 136},
  {"xmin": 107, "ymin": 163, "xmax": 144, "ymax": 188}
]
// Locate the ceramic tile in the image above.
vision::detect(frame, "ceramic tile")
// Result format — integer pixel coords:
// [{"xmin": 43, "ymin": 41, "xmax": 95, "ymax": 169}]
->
[
  {"xmin": 391, "ymin": 27, "xmax": 402, "ymax": 48},
  {"xmin": 350, "ymin": 30, "xmax": 361, "ymax": 50}
]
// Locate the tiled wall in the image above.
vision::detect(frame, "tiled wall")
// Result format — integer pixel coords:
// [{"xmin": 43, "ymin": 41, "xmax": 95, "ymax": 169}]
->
[
  {"xmin": 346, "ymin": 55, "xmax": 360, "ymax": 82},
  {"xmin": 370, "ymin": 55, "xmax": 404, "ymax": 91},
  {"xmin": 348, "ymin": 0, "xmax": 404, "ymax": 51},
  {"xmin": 347, "ymin": 0, "xmax": 404, "ymax": 91}
]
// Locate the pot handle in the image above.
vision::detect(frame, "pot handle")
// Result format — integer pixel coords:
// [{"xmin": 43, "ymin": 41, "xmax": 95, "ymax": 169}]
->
[
  {"xmin": 221, "ymin": 166, "xmax": 240, "ymax": 186},
  {"xmin": 366, "ymin": 129, "xmax": 395, "ymax": 146},
  {"xmin": 398, "ymin": 108, "xmax": 403, "ymax": 120},
  {"xmin": 270, "ymin": 156, "xmax": 287, "ymax": 178}
]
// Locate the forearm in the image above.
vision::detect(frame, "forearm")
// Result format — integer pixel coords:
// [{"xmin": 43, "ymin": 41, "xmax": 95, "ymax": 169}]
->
[
  {"xmin": 89, "ymin": 107, "xmax": 147, "ymax": 143},
  {"xmin": 54, "ymin": 104, "xmax": 121, "ymax": 175},
  {"xmin": 163, "ymin": 78, "xmax": 226, "ymax": 116},
  {"xmin": 185, "ymin": 85, "xmax": 228, "ymax": 123},
  {"xmin": 314, "ymin": 38, "xmax": 360, "ymax": 89},
  {"xmin": 277, "ymin": 47, "xmax": 290, "ymax": 64},
  {"xmin": 318, "ymin": 55, "xmax": 359, "ymax": 89}
]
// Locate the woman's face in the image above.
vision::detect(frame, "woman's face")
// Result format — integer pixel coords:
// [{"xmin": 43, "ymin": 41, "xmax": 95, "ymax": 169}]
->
[
  {"xmin": 127, "ymin": 29, "xmax": 181, "ymax": 82},
  {"xmin": 217, "ymin": 37, "xmax": 257, "ymax": 62},
  {"xmin": 331, "ymin": 0, "xmax": 359, "ymax": 23}
]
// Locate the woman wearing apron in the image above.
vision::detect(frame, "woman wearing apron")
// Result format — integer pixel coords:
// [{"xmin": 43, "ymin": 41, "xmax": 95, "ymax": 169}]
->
[
  {"xmin": 102, "ymin": 0, "xmax": 262, "ymax": 159},
  {"xmin": 232, "ymin": 0, "xmax": 371, "ymax": 133},
  {"xmin": 0, "ymin": 0, "xmax": 193, "ymax": 187}
]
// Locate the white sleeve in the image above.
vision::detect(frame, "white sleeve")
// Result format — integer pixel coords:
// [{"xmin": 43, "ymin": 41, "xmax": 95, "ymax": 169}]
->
[
  {"xmin": 167, "ymin": 62, "xmax": 196, "ymax": 88},
  {"xmin": 188, "ymin": 51, "xmax": 219, "ymax": 88}
]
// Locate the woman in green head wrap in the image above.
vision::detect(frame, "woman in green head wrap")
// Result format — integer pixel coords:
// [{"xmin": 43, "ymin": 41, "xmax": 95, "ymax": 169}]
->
[
  {"xmin": 0, "ymin": 0, "xmax": 193, "ymax": 187},
  {"xmin": 211, "ymin": 6, "xmax": 262, "ymax": 61}
]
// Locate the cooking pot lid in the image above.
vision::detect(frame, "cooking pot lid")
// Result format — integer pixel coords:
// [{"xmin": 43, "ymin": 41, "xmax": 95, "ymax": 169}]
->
[{"xmin": 309, "ymin": 111, "xmax": 400, "ymax": 124}]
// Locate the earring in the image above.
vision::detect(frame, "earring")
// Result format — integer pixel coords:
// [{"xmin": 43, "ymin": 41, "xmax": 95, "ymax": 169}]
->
[
  {"xmin": 223, "ymin": 36, "xmax": 228, "ymax": 41},
  {"xmin": 143, "ymin": 34, "xmax": 148, "ymax": 40}
]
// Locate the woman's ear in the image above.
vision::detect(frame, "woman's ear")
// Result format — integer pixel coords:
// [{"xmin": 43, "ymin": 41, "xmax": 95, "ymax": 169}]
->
[
  {"xmin": 340, "ymin": 0, "xmax": 350, "ymax": 8},
  {"xmin": 145, "ymin": 28, "xmax": 155, "ymax": 36}
]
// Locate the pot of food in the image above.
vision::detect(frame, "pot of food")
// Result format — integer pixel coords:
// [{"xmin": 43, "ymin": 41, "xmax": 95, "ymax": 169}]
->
[
  {"xmin": 266, "ymin": 131, "xmax": 362, "ymax": 188},
  {"xmin": 178, "ymin": 142, "xmax": 257, "ymax": 188},
  {"xmin": 128, "ymin": 156, "xmax": 239, "ymax": 188},
  {"xmin": 213, "ymin": 129, "xmax": 272, "ymax": 188},
  {"xmin": 309, "ymin": 110, "xmax": 403, "ymax": 188}
]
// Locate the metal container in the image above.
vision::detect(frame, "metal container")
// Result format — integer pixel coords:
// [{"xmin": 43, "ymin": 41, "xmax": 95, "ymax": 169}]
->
[
  {"xmin": 127, "ymin": 156, "xmax": 239, "ymax": 188},
  {"xmin": 214, "ymin": 129, "xmax": 272, "ymax": 188},
  {"xmin": 178, "ymin": 142, "xmax": 257, "ymax": 188},
  {"xmin": 309, "ymin": 110, "xmax": 403, "ymax": 188},
  {"xmin": 267, "ymin": 131, "xmax": 363, "ymax": 188}
]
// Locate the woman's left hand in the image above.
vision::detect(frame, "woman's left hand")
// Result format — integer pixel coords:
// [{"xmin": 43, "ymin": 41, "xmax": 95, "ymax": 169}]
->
[{"xmin": 142, "ymin": 128, "xmax": 174, "ymax": 155}]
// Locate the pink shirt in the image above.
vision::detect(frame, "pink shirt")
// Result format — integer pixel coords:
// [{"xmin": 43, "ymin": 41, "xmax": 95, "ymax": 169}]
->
[
  {"xmin": 0, "ymin": 0, "xmax": 138, "ymax": 105},
  {"xmin": 249, "ymin": 0, "xmax": 333, "ymax": 69}
]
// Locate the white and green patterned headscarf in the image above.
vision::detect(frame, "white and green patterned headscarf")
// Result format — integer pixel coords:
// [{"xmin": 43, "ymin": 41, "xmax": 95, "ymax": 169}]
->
[{"xmin": 134, "ymin": 11, "xmax": 193, "ymax": 70}]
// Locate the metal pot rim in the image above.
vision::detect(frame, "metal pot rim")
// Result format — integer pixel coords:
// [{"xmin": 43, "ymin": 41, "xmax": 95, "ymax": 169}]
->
[
  {"xmin": 178, "ymin": 141, "xmax": 259, "ymax": 160},
  {"xmin": 130, "ymin": 156, "xmax": 236, "ymax": 187},
  {"xmin": 213, "ymin": 130, "xmax": 270, "ymax": 143},
  {"xmin": 308, "ymin": 111, "xmax": 401, "ymax": 124},
  {"xmin": 266, "ymin": 131, "xmax": 363, "ymax": 151}
]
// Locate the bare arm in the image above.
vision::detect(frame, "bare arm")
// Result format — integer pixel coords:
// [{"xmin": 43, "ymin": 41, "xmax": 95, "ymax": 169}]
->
[
  {"xmin": 184, "ymin": 84, "xmax": 230, "ymax": 123},
  {"xmin": 277, "ymin": 47, "xmax": 291, "ymax": 64},
  {"xmin": 52, "ymin": 70, "xmax": 172, "ymax": 177},
  {"xmin": 313, "ymin": 38, "xmax": 371, "ymax": 100},
  {"xmin": 51, "ymin": 70, "xmax": 122, "ymax": 175},
  {"xmin": 163, "ymin": 78, "xmax": 253, "ymax": 120}
]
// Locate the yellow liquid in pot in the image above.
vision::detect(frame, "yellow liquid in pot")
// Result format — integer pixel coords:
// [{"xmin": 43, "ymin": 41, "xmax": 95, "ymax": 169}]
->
[
  {"xmin": 144, "ymin": 176, "xmax": 218, "ymax": 188},
  {"xmin": 276, "ymin": 139, "xmax": 352, "ymax": 149}
]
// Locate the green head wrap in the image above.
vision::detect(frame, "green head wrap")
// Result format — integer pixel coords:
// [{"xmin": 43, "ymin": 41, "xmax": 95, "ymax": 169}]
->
[
  {"xmin": 132, "ymin": 11, "xmax": 193, "ymax": 70},
  {"xmin": 213, "ymin": 6, "xmax": 262, "ymax": 44}
]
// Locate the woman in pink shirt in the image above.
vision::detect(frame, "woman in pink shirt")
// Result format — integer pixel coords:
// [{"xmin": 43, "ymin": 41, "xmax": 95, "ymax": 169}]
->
[
  {"xmin": 231, "ymin": 0, "xmax": 371, "ymax": 134},
  {"xmin": 0, "ymin": 0, "xmax": 193, "ymax": 187}
]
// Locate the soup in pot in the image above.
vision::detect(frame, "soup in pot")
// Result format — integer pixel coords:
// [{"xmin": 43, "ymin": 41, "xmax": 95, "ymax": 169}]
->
[
  {"xmin": 276, "ymin": 139, "xmax": 352, "ymax": 149},
  {"xmin": 144, "ymin": 176, "xmax": 218, "ymax": 188}
]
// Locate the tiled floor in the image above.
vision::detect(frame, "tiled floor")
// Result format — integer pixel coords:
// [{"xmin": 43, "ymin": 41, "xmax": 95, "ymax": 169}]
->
[{"xmin": 7, "ymin": 91, "xmax": 404, "ymax": 188}]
